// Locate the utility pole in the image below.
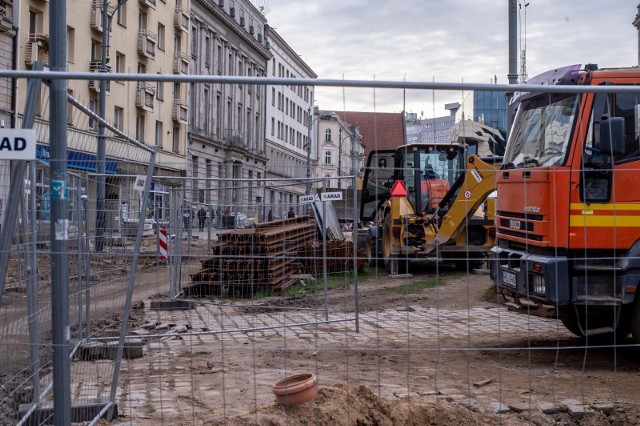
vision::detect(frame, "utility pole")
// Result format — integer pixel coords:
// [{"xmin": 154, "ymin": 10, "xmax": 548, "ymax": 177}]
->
[
  {"xmin": 337, "ymin": 127, "xmax": 342, "ymax": 189},
  {"xmin": 306, "ymin": 107, "xmax": 312, "ymax": 194},
  {"xmin": 96, "ymin": 0, "xmax": 126, "ymax": 251}
]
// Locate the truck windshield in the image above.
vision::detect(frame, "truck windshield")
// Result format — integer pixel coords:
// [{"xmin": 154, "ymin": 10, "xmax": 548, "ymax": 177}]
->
[{"xmin": 504, "ymin": 93, "xmax": 578, "ymax": 167}]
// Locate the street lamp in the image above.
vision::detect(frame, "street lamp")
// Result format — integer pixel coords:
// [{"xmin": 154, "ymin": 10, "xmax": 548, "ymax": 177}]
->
[
  {"xmin": 338, "ymin": 128, "xmax": 342, "ymax": 189},
  {"xmin": 96, "ymin": 0, "xmax": 127, "ymax": 252},
  {"xmin": 305, "ymin": 107, "xmax": 322, "ymax": 195}
]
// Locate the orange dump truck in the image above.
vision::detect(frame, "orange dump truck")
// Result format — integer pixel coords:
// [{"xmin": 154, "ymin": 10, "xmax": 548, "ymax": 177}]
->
[{"xmin": 491, "ymin": 64, "xmax": 640, "ymax": 343}]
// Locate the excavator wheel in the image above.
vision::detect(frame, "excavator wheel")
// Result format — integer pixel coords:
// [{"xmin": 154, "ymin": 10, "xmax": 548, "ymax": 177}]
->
[
  {"xmin": 365, "ymin": 228, "xmax": 383, "ymax": 267},
  {"xmin": 382, "ymin": 214, "xmax": 407, "ymax": 275}
]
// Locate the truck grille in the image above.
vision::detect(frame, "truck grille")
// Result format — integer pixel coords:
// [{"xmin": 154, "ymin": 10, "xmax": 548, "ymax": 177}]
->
[{"xmin": 497, "ymin": 210, "xmax": 543, "ymax": 242}]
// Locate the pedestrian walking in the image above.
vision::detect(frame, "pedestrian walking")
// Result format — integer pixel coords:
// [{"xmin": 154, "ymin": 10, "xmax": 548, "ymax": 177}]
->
[
  {"xmin": 197, "ymin": 206, "xmax": 207, "ymax": 231},
  {"xmin": 287, "ymin": 207, "xmax": 295, "ymax": 218},
  {"xmin": 267, "ymin": 209, "xmax": 273, "ymax": 221}
]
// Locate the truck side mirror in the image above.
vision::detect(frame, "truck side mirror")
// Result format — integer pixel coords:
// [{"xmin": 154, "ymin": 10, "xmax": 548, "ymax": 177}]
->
[{"xmin": 599, "ymin": 116, "xmax": 625, "ymax": 156}]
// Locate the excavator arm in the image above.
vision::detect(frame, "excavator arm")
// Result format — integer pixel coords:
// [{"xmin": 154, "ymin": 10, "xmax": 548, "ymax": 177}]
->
[{"xmin": 433, "ymin": 155, "xmax": 500, "ymax": 246}]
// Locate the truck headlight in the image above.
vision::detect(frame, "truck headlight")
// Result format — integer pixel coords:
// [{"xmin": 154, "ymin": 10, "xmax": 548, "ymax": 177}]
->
[{"xmin": 529, "ymin": 274, "xmax": 545, "ymax": 295}]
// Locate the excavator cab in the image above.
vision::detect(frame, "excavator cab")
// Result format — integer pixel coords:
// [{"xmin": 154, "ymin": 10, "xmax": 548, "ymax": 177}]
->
[{"xmin": 360, "ymin": 144, "xmax": 466, "ymax": 222}]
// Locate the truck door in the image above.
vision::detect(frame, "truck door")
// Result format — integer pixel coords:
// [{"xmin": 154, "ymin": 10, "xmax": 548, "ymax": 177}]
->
[{"xmin": 360, "ymin": 150, "xmax": 396, "ymax": 221}]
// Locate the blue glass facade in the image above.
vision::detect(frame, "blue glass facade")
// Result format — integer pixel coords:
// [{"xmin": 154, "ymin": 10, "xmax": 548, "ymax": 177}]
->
[{"xmin": 473, "ymin": 91, "xmax": 507, "ymax": 135}]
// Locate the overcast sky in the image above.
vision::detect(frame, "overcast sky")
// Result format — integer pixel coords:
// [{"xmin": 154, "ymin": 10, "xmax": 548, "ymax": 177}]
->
[{"xmin": 261, "ymin": 0, "xmax": 638, "ymax": 117}]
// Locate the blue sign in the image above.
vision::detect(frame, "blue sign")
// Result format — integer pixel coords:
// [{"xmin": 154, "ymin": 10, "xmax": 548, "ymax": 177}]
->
[{"xmin": 36, "ymin": 144, "xmax": 117, "ymax": 174}]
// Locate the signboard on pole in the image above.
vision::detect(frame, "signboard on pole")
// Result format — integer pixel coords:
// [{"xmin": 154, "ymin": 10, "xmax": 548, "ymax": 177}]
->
[
  {"xmin": 321, "ymin": 191, "xmax": 343, "ymax": 202},
  {"xmin": 0, "ymin": 129, "xmax": 36, "ymax": 160},
  {"xmin": 300, "ymin": 194, "xmax": 315, "ymax": 204}
]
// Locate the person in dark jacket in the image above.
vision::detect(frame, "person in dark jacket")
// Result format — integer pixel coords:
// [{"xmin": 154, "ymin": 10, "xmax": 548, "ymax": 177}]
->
[
  {"xmin": 287, "ymin": 207, "xmax": 295, "ymax": 218},
  {"xmin": 197, "ymin": 207, "xmax": 207, "ymax": 231},
  {"xmin": 267, "ymin": 209, "xmax": 273, "ymax": 221}
]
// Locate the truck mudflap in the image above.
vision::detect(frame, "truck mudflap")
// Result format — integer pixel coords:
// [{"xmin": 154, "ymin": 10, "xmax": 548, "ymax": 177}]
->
[{"xmin": 490, "ymin": 246, "xmax": 570, "ymax": 304}]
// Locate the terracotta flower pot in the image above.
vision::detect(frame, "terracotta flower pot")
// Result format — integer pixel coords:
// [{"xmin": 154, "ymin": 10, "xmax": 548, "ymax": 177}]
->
[{"xmin": 272, "ymin": 373, "xmax": 318, "ymax": 407}]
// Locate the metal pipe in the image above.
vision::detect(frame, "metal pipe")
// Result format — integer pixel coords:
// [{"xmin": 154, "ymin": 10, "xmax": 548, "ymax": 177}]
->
[{"xmin": 49, "ymin": 0, "xmax": 71, "ymax": 420}]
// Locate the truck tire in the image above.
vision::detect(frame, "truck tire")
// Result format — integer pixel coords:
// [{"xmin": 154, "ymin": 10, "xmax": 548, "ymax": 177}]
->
[
  {"xmin": 632, "ymin": 298, "xmax": 640, "ymax": 345},
  {"xmin": 558, "ymin": 306, "xmax": 585, "ymax": 337},
  {"xmin": 559, "ymin": 305, "xmax": 631, "ymax": 340}
]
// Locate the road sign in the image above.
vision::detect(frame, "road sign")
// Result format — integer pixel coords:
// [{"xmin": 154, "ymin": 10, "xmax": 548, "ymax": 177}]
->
[
  {"xmin": 300, "ymin": 194, "xmax": 315, "ymax": 204},
  {"xmin": 321, "ymin": 191, "xmax": 343, "ymax": 202},
  {"xmin": 0, "ymin": 129, "xmax": 36, "ymax": 160}
]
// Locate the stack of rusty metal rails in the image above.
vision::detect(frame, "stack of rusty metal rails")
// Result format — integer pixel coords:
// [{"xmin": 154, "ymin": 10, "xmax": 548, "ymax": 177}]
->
[
  {"xmin": 190, "ymin": 216, "xmax": 317, "ymax": 294},
  {"xmin": 298, "ymin": 240, "xmax": 367, "ymax": 274}
]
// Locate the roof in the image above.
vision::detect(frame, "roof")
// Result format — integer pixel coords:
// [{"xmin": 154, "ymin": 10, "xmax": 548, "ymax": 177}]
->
[{"xmin": 335, "ymin": 111, "xmax": 406, "ymax": 157}]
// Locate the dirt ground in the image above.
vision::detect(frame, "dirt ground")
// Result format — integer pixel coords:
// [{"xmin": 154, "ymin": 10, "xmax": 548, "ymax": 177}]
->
[
  {"xmin": 117, "ymin": 249, "xmax": 640, "ymax": 425},
  {"xmin": 3, "ymin": 235, "xmax": 640, "ymax": 425}
]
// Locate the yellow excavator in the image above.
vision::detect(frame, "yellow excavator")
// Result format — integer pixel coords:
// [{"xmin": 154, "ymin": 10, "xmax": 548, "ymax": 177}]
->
[{"xmin": 360, "ymin": 120, "xmax": 504, "ymax": 274}]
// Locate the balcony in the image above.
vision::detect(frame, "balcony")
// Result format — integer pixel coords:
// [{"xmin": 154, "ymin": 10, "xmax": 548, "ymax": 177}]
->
[
  {"xmin": 139, "ymin": 0, "xmax": 156, "ymax": 8},
  {"xmin": 24, "ymin": 34, "xmax": 48, "ymax": 67},
  {"xmin": 173, "ymin": 52, "xmax": 190, "ymax": 74},
  {"xmin": 88, "ymin": 62, "xmax": 111, "ymax": 93},
  {"xmin": 135, "ymin": 82, "xmax": 155, "ymax": 112},
  {"xmin": 90, "ymin": 3, "xmax": 104, "ymax": 32},
  {"xmin": 222, "ymin": 129, "xmax": 246, "ymax": 149},
  {"xmin": 174, "ymin": 7, "xmax": 189, "ymax": 32},
  {"xmin": 172, "ymin": 100, "xmax": 188, "ymax": 124},
  {"xmin": 137, "ymin": 30, "xmax": 157, "ymax": 59}
]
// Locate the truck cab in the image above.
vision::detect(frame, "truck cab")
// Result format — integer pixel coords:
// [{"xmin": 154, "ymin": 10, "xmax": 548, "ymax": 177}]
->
[{"xmin": 491, "ymin": 64, "xmax": 640, "ymax": 343}]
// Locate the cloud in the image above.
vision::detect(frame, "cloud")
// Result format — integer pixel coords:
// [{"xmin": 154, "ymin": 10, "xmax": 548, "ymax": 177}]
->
[{"xmin": 265, "ymin": 0, "xmax": 637, "ymax": 115}]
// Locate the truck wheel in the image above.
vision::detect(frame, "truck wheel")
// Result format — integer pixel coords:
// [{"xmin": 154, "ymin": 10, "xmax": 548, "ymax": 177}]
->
[
  {"xmin": 559, "ymin": 306, "xmax": 630, "ymax": 340},
  {"xmin": 631, "ymin": 298, "xmax": 640, "ymax": 345},
  {"xmin": 558, "ymin": 306, "xmax": 586, "ymax": 337}
]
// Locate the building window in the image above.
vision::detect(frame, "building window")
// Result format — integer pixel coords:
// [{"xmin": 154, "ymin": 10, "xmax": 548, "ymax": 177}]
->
[
  {"xmin": 204, "ymin": 35, "xmax": 211, "ymax": 66},
  {"xmin": 325, "ymin": 129, "xmax": 332, "ymax": 142},
  {"xmin": 114, "ymin": 106, "xmax": 124, "ymax": 131},
  {"xmin": 173, "ymin": 83, "xmax": 181, "ymax": 100},
  {"xmin": 172, "ymin": 126, "xmax": 180, "ymax": 153},
  {"xmin": 157, "ymin": 23, "xmax": 165, "ymax": 50},
  {"xmin": 136, "ymin": 115, "xmax": 145, "ymax": 143},
  {"xmin": 117, "ymin": 2, "xmax": 127, "ymax": 26},
  {"xmin": 88, "ymin": 97, "xmax": 97, "ymax": 130},
  {"xmin": 155, "ymin": 120, "xmax": 163, "ymax": 146},
  {"xmin": 271, "ymin": 118, "xmax": 274, "ymax": 136},
  {"xmin": 191, "ymin": 24, "xmax": 198, "ymax": 57},
  {"xmin": 156, "ymin": 73, "xmax": 164, "ymax": 100},
  {"xmin": 324, "ymin": 150, "xmax": 332, "ymax": 165},
  {"xmin": 139, "ymin": 12, "xmax": 147, "ymax": 31},
  {"xmin": 67, "ymin": 26, "xmax": 75, "ymax": 63}
]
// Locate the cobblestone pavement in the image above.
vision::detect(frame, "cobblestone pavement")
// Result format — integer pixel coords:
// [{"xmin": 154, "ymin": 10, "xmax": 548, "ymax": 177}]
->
[{"xmin": 103, "ymin": 301, "xmax": 576, "ymax": 423}]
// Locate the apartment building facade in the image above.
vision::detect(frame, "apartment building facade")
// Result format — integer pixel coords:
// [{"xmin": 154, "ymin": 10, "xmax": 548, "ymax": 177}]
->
[
  {"xmin": 188, "ymin": 0, "xmax": 270, "ymax": 218},
  {"xmin": 317, "ymin": 111, "xmax": 363, "ymax": 190},
  {"xmin": 264, "ymin": 28, "xmax": 316, "ymax": 219},
  {"xmin": 14, "ymin": 0, "xmax": 190, "ymax": 227}
]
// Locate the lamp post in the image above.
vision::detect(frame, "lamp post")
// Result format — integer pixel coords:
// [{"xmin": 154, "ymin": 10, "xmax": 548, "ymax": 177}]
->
[
  {"xmin": 337, "ymin": 128, "xmax": 342, "ymax": 189},
  {"xmin": 305, "ymin": 107, "xmax": 322, "ymax": 195},
  {"xmin": 96, "ymin": 0, "xmax": 127, "ymax": 252},
  {"xmin": 306, "ymin": 108, "xmax": 313, "ymax": 194}
]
